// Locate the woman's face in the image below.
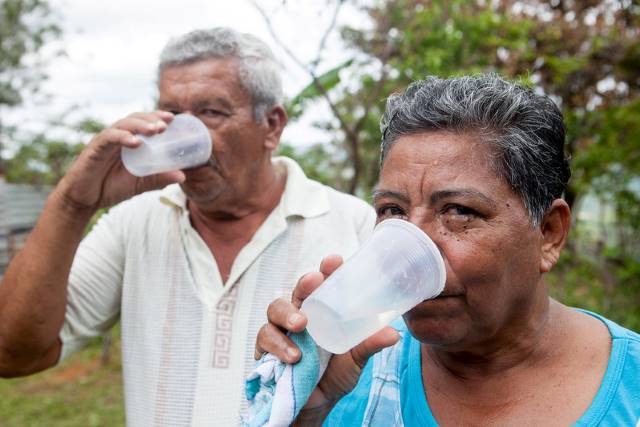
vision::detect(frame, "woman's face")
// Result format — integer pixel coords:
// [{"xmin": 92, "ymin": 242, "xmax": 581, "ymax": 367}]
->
[{"xmin": 373, "ymin": 131, "xmax": 547, "ymax": 350}]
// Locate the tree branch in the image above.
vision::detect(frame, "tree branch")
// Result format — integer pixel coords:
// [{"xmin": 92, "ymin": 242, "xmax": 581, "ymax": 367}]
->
[
  {"xmin": 312, "ymin": 0, "xmax": 345, "ymax": 69},
  {"xmin": 251, "ymin": 0, "xmax": 355, "ymax": 140}
]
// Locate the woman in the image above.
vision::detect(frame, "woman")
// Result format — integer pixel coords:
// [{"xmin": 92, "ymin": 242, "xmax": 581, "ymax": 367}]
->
[{"xmin": 256, "ymin": 75, "xmax": 640, "ymax": 426}]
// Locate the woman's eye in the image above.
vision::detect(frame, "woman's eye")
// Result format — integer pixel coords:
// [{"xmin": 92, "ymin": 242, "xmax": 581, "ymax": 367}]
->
[{"xmin": 377, "ymin": 205, "xmax": 406, "ymax": 219}]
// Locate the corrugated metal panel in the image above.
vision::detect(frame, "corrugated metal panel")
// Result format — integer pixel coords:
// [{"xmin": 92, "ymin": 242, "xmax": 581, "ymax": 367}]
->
[
  {"xmin": 0, "ymin": 177, "xmax": 51, "ymax": 278},
  {"xmin": 0, "ymin": 178, "xmax": 8, "ymax": 277},
  {"xmin": 5, "ymin": 183, "xmax": 50, "ymax": 229}
]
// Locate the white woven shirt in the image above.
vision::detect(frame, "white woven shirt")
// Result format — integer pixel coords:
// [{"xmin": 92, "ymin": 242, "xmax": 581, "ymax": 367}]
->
[{"xmin": 58, "ymin": 156, "xmax": 376, "ymax": 426}]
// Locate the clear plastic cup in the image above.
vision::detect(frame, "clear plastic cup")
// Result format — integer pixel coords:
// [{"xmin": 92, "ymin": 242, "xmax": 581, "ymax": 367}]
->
[
  {"xmin": 301, "ymin": 219, "xmax": 446, "ymax": 354},
  {"xmin": 121, "ymin": 113, "xmax": 212, "ymax": 177}
]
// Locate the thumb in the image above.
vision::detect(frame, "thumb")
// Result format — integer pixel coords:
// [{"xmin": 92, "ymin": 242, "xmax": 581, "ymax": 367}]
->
[{"xmin": 350, "ymin": 326, "xmax": 400, "ymax": 369}]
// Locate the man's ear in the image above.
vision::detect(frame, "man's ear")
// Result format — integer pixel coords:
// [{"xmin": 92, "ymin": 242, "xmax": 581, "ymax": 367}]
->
[
  {"xmin": 263, "ymin": 105, "xmax": 288, "ymax": 151},
  {"xmin": 539, "ymin": 199, "xmax": 571, "ymax": 273}
]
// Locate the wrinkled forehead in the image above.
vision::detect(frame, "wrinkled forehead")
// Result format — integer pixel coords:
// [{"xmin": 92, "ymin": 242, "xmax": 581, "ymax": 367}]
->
[
  {"xmin": 158, "ymin": 57, "xmax": 245, "ymax": 95},
  {"xmin": 157, "ymin": 58, "xmax": 251, "ymax": 108},
  {"xmin": 381, "ymin": 130, "xmax": 498, "ymax": 171},
  {"xmin": 378, "ymin": 131, "xmax": 510, "ymax": 196}
]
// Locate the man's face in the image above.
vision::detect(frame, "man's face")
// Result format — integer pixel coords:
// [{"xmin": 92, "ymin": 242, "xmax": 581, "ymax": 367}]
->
[
  {"xmin": 373, "ymin": 131, "xmax": 546, "ymax": 350},
  {"xmin": 158, "ymin": 58, "xmax": 274, "ymax": 206}
]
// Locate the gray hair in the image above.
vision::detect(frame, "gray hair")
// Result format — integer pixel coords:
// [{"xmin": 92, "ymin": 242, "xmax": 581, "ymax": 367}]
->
[
  {"xmin": 380, "ymin": 74, "xmax": 570, "ymax": 226},
  {"xmin": 158, "ymin": 27, "xmax": 283, "ymax": 120}
]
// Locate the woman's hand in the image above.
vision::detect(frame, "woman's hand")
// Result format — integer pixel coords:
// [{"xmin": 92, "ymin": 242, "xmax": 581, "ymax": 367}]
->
[{"xmin": 255, "ymin": 254, "xmax": 400, "ymax": 418}]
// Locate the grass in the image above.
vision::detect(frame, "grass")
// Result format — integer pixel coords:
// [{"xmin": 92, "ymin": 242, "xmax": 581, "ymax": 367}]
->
[{"xmin": 0, "ymin": 331, "xmax": 125, "ymax": 426}]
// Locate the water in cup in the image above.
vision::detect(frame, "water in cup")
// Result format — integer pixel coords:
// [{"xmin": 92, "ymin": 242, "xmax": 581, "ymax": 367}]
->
[
  {"xmin": 301, "ymin": 219, "xmax": 446, "ymax": 354},
  {"xmin": 302, "ymin": 299, "xmax": 405, "ymax": 355},
  {"xmin": 121, "ymin": 113, "xmax": 212, "ymax": 177}
]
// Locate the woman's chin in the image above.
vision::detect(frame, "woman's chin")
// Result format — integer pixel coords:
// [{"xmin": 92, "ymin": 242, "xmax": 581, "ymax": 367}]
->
[{"xmin": 403, "ymin": 300, "xmax": 468, "ymax": 346}]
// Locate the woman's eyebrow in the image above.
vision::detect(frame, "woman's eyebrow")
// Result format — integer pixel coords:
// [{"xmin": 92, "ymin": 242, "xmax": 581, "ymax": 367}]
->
[{"xmin": 429, "ymin": 189, "xmax": 496, "ymax": 208}]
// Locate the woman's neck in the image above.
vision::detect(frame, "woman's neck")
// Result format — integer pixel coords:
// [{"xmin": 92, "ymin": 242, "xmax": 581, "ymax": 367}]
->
[{"xmin": 424, "ymin": 295, "xmax": 564, "ymax": 381}]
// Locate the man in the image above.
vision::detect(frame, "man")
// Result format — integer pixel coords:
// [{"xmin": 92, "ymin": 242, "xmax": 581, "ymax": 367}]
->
[{"xmin": 0, "ymin": 28, "xmax": 375, "ymax": 425}]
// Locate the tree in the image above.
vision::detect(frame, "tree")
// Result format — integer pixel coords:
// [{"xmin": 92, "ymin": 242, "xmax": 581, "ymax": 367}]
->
[
  {"xmin": 0, "ymin": 0, "xmax": 61, "ymax": 173},
  {"xmin": 4, "ymin": 135, "xmax": 84, "ymax": 185},
  {"xmin": 254, "ymin": 0, "xmax": 398, "ymax": 196},
  {"xmin": 275, "ymin": 1, "xmax": 640, "ymax": 208},
  {"xmin": 267, "ymin": 0, "xmax": 640, "ymax": 328},
  {"xmin": 3, "ymin": 117, "xmax": 104, "ymax": 185},
  {"xmin": 343, "ymin": 0, "xmax": 640, "ymax": 249}
]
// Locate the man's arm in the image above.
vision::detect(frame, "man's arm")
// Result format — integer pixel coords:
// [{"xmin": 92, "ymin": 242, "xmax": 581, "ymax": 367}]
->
[
  {"xmin": 0, "ymin": 110, "xmax": 181, "ymax": 377},
  {"xmin": 0, "ymin": 192, "xmax": 94, "ymax": 376}
]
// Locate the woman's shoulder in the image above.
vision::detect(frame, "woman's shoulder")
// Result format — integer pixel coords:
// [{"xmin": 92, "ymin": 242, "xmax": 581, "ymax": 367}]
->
[
  {"xmin": 575, "ymin": 308, "xmax": 640, "ymax": 342},
  {"xmin": 573, "ymin": 309, "xmax": 640, "ymax": 426}
]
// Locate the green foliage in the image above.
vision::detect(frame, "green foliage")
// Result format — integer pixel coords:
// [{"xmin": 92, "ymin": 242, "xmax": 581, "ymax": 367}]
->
[
  {"xmin": 0, "ymin": 0, "xmax": 61, "ymax": 174},
  {"xmin": 4, "ymin": 116, "xmax": 105, "ymax": 185},
  {"xmin": 0, "ymin": 329, "xmax": 124, "ymax": 426},
  {"xmin": 286, "ymin": 59, "xmax": 354, "ymax": 120},
  {"xmin": 283, "ymin": 0, "xmax": 640, "ymax": 328},
  {"xmin": 4, "ymin": 135, "xmax": 84, "ymax": 185},
  {"xmin": 278, "ymin": 142, "xmax": 346, "ymax": 189},
  {"xmin": 0, "ymin": 0, "xmax": 60, "ymax": 107},
  {"xmin": 548, "ymin": 241, "xmax": 640, "ymax": 331},
  {"xmin": 75, "ymin": 118, "xmax": 106, "ymax": 135}
]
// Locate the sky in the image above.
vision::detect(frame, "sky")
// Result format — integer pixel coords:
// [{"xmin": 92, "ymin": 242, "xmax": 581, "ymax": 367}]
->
[{"xmin": 5, "ymin": 0, "xmax": 365, "ymax": 149}]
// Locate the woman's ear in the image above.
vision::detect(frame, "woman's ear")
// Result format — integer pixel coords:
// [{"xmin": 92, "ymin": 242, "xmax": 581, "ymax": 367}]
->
[
  {"xmin": 539, "ymin": 199, "xmax": 571, "ymax": 273},
  {"xmin": 263, "ymin": 105, "xmax": 288, "ymax": 151}
]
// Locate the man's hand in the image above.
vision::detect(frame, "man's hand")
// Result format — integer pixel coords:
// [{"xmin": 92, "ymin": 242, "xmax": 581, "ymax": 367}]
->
[
  {"xmin": 255, "ymin": 255, "xmax": 400, "ymax": 419},
  {"xmin": 54, "ymin": 110, "xmax": 185, "ymax": 212}
]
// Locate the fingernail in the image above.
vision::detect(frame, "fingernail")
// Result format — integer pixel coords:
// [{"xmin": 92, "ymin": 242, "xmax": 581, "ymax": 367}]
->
[
  {"xmin": 156, "ymin": 120, "xmax": 166, "ymax": 128},
  {"xmin": 288, "ymin": 313, "xmax": 303, "ymax": 327},
  {"xmin": 287, "ymin": 347, "xmax": 299, "ymax": 360}
]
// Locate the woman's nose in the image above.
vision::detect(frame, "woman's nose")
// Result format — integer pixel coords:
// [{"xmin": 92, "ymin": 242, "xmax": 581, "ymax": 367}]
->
[
  {"xmin": 408, "ymin": 215, "xmax": 444, "ymax": 250},
  {"xmin": 408, "ymin": 212, "xmax": 435, "ymax": 237}
]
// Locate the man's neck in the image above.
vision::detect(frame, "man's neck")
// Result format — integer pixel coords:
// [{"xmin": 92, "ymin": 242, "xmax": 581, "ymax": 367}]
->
[
  {"xmin": 186, "ymin": 163, "xmax": 287, "ymax": 283},
  {"xmin": 187, "ymin": 162, "xmax": 287, "ymax": 240},
  {"xmin": 190, "ymin": 161, "xmax": 286, "ymax": 223}
]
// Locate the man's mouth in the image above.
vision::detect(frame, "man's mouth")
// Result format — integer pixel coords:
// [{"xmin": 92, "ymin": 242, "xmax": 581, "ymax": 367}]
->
[
  {"xmin": 183, "ymin": 157, "xmax": 216, "ymax": 172},
  {"xmin": 431, "ymin": 293, "xmax": 462, "ymax": 300}
]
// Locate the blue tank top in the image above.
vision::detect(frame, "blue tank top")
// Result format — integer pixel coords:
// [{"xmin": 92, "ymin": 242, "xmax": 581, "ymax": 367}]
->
[{"xmin": 325, "ymin": 310, "xmax": 640, "ymax": 426}]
